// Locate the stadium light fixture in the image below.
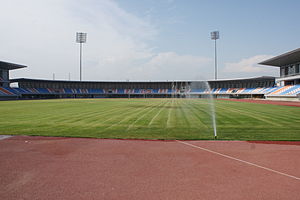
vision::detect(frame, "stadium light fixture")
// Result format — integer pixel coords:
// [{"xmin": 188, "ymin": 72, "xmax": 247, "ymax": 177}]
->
[
  {"xmin": 76, "ymin": 32, "xmax": 87, "ymax": 81},
  {"xmin": 210, "ymin": 31, "xmax": 219, "ymax": 80}
]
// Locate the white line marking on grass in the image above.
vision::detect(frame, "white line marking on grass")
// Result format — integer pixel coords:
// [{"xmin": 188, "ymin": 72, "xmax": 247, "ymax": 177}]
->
[
  {"xmin": 0, "ymin": 135, "xmax": 12, "ymax": 140},
  {"xmin": 148, "ymin": 101, "xmax": 168, "ymax": 127},
  {"xmin": 179, "ymin": 100, "xmax": 192, "ymax": 128},
  {"xmin": 186, "ymin": 101, "xmax": 209, "ymax": 128},
  {"xmin": 176, "ymin": 140, "xmax": 300, "ymax": 181},
  {"xmin": 102, "ymin": 102, "xmax": 158, "ymax": 131},
  {"xmin": 89, "ymin": 105, "xmax": 138, "ymax": 126},
  {"xmin": 126, "ymin": 101, "xmax": 165, "ymax": 131},
  {"xmin": 166, "ymin": 100, "xmax": 174, "ymax": 128},
  {"xmin": 223, "ymin": 106, "xmax": 280, "ymax": 127},
  {"xmin": 93, "ymin": 101, "xmax": 157, "ymax": 127}
]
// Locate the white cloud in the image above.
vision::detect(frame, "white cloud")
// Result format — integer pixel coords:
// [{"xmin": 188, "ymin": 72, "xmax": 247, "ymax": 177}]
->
[
  {"xmin": 85, "ymin": 52, "xmax": 212, "ymax": 81},
  {"xmin": 222, "ymin": 55, "xmax": 279, "ymax": 78},
  {"xmin": 127, "ymin": 52, "xmax": 212, "ymax": 80},
  {"xmin": 1, "ymin": 0, "xmax": 212, "ymax": 81}
]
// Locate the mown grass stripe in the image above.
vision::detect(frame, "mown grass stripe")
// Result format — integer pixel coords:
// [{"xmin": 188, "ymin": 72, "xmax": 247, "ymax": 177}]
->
[
  {"xmin": 126, "ymin": 100, "xmax": 165, "ymax": 131},
  {"xmin": 148, "ymin": 100, "xmax": 169, "ymax": 127},
  {"xmin": 0, "ymin": 99, "xmax": 299, "ymax": 140},
  {"xmin": 98, "ymin": 101, "xmax": 159, "ymax": 132}
]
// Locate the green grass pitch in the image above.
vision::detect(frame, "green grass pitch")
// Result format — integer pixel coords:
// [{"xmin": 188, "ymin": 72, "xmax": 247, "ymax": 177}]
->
[{"xmin": 0, "ymin": 99, "xmax": 299, "ymax": 140}]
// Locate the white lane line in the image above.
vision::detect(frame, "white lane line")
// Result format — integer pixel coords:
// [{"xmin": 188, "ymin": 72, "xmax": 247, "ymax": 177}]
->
[
  {"xmin": 176, "ymin": 140, "xmax": 300, "ymax": 181},
  {"xmin": 0, "ymin": 135, "xmax": 12, "ymax": 140}
]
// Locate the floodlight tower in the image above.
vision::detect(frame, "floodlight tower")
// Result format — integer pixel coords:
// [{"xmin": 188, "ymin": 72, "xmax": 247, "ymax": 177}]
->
[
  {"xmin": 210, "ymin": 31, "xmax": 219, "ymax": 80},
  {"xmin": 76, "ymin": 32, "xmax": 87, "ymax": 81}
]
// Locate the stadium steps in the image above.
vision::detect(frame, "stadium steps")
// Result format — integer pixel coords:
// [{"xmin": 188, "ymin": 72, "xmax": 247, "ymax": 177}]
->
[
  {"xmin": 240, "ymin": 88, "xmax": 254, "ymax": 94},
  {"xmin": 6, "ymin": 86, "xmax": 299, "ymax": 97},
  {"xmin": 263, "ymin": 87, "xmax": 278, "ymax": 95},
  {"xmin": 219, "ymin": 88, "xmax": 228, "ymax": 94},
  {"xmin": 158, "ymin": 89, "xmax": 168, "ymax": 94},
  {"xmin": 37, "ymin": 88, "xmax": 51, "ymax": 94},
  {"xmin": 289, "ymin": 87, "xmax": 300, "ymax": 95},
  {"xmin": 280, "ymin": 86, "xmax": 297, "ymax": 95},
  {"xmin": 5, "ymin": 87, "xmax": 20, "ymax": 95},
  {"xmin": 282, "ymin": 85, "xmax": 300, "ymax": 95},
  {"xmin": 190, "ymin": 89, "xmax": 205, "ymax": 93},
  {"xmin": 0, "ymin": 87, "xmax": 15, "ymax": 95},
  {"xmin": 268, "ymin": 86, "xmax": 292, "ymax": 95},
  {"xmin": 250, "ymin": 88, "xmax": 264, "ymax": 94},
  {"xmin": 236, "ymin": 88, "xmax": 245, "ymax": 94}
]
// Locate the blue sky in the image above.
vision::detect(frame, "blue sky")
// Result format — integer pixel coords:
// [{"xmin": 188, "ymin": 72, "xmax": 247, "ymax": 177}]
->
[
  {"xmin": 1, "ymin": 0, "xmax": 300, "ymax": 81},
  {"xmin": 119, "ymin": 0, "xmax": 300, "ymax": 54}
]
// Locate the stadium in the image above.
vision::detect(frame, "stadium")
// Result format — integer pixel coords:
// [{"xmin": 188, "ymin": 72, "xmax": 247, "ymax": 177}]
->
[
  {"xmin": 1, "ymin": 22, "xmax": 300, "ymax": 200},
  {"xmin": 1, "ymin": 57, "xmax": 300, "ymax": 199},
  {"xmin": 0, "ymin": 48, "xmax": 300, "ymax": 141},
  {"xmin": 1, "ymin": 48, "xmax": 300, "ymax": 101}
]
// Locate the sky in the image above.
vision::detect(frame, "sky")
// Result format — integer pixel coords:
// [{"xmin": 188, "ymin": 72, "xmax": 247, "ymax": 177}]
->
[{"xmin": 1, "ymin": 0, "xmax": 300, "ymax": 81}]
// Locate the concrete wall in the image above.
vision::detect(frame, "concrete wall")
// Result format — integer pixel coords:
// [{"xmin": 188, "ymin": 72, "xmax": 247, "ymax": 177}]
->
[
  {"xmin": 0, "ymin": 69, "xmax": 9, "ymax": 87},
  {"xmin": 265, "ymin": 96, "xmax": 299, "ymax": 101}
]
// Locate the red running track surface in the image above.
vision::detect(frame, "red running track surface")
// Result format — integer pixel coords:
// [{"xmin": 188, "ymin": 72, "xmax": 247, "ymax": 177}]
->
[{"xmin": 0, "ymin": 136, "xmax": 299, "ymax": 200}]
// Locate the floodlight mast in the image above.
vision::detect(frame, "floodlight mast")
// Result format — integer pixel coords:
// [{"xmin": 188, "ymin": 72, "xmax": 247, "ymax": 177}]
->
[
  {"xmin": 76, "ymin": 32, "xmax": 87, "ymax": 81},
  {"xmin": 210, "ymin": 31, "xmax": 219, "ymax": 80}
]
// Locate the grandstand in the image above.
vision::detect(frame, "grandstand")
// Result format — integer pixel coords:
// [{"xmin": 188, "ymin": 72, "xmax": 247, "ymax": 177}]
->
[
  {"xmin": 1, "ymin": 48, "xmax": 300, "ymax": 101},
  {"xmin": 2, "ymin": 76, "xmax": 289, "ymax": 99},
  {"xmin": 0, "ymin": 76, "xmax": 270, "ymax": 98},
  {"xmin": 259, "ymin": 48, "xmax": 300, "ymax": 100},
  {"xmin": 0, "ymin": 61, "xmax": 26, "ymax": 99}
]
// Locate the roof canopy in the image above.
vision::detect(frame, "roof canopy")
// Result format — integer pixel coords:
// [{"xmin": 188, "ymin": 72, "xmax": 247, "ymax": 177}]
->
[
  {"xmin": 11, "ymin": 78, "xmax": 192, "ymax": 84},
  {"xmin": 0, "ymin": 61, "xmax": 27, "ymax": 70},
  {"xmin": 259, "ymin": 48, "xmax": 300, "ymax": 67},
  {"xmin": 11, "ymin": 76, "xmax": 275, "ymax": 84}
]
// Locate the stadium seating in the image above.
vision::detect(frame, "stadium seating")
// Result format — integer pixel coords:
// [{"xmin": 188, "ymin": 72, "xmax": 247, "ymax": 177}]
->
[
  {"xmin": 189, "ymin": 85, "xmax": 300, "ymax": 96},
  {"xmin": 1, "ymin": 85, "xmax": 300, "ymax": 98},
  {"xmin": 266, "ymin": 85, "xmax": 300, "ymax": 96},
  {"xmin": 0, "ymin": 87, "xmax": 18, "ymax": 96}
]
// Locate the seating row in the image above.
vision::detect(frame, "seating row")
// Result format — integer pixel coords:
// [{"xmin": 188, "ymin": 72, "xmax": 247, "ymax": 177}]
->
[{"xmin": 0, "ymin": 85, "xmax": 300, "ymax": 96}]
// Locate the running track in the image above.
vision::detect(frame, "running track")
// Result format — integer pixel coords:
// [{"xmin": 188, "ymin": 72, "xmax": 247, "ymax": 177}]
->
[{"xmin": 0, "ymin": 136, "xmax": 299, "ymax": 200}]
